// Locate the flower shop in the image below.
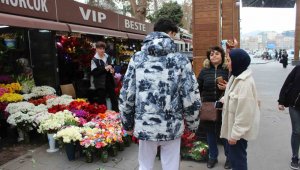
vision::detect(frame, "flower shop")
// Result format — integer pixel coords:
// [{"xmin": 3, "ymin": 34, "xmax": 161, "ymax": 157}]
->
[{"xmin": 0, "ymin": 0, "xmax": 152, "ymax": 164}]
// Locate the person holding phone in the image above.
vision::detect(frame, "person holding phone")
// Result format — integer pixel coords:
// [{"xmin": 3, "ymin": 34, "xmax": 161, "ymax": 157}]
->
[{"xmin": 197, "ymin": 46, "xmax": 230, "ymax": 169}]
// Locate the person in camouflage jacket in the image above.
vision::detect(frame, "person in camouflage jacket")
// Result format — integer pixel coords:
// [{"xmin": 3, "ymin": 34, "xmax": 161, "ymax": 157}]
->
[{"xmin": 119, "ymin": 19, "xmax": 201, "ymax": 170}]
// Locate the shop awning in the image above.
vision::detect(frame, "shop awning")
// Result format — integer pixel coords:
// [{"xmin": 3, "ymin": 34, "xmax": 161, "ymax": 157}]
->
[
  {"xmin": 0, "ymin": 13, "xmax": 70, "ymax": 32},
  {"xmin": 127, "ymin": 33, "xmax": 145, "ymax": 40},
  {"xmin": 68, "ymin": 24, "xmax": 127, "ymax": 38}
]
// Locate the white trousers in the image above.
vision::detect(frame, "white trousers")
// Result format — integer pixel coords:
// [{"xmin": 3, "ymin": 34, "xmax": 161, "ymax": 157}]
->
[{"xmin": 138, "ymin": 138, "xmax": 181, "ymax": 170}]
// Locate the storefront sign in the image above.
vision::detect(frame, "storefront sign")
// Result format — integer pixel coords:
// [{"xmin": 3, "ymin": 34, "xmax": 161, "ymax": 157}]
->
[
  {"xmin": 119, "ymin": 15, "xmax": 153, "ymax": 34},
  {"xmin": 0, "ymin": 0, "xmax": 56, "ymax": 20},
  {"xmin": 0, "ymin": 0, "xmax": 153, "ymax": 35},
  {"xmin": 56, "ymin": 0, "xmax": 118, "ymax": 30}
]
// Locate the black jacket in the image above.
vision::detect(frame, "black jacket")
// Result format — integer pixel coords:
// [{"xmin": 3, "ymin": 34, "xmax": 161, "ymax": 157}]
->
[
  {"xmin": 198, "ymin": 59, "xmax": 229, "ymax": 102},
  {"xmin": 91, "ymin": 56, "xmax": 115, "ymax": 89},
  {"xmin": 197, "ymin": 59, "xmax": 229, "ymax": 133},
  {"xmin": 278, "ymin": 65, "xmax": 300, "ymax": 107}
]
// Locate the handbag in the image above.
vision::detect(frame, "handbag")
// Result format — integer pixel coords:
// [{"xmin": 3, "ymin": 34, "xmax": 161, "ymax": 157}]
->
[{"xmin": 199, "ymin": 102, "xmax": 218, "ymax": 121}]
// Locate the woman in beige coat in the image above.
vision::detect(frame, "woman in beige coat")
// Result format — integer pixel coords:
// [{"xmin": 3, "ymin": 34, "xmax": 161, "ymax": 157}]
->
[{"xmin": 220, "ymin": 48, "xmax": 260, "ymax": 170}]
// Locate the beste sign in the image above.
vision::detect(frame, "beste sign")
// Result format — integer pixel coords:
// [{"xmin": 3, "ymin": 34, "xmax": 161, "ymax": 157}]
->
[{"xmin": 124, "ymin": 19, "xmax": 146, "ymax": 32}]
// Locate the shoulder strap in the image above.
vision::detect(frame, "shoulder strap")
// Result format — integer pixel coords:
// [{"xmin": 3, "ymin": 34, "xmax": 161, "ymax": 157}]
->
[{"xmin": 92, "ymin": 58, "xmax": 101, "ymax": 68}]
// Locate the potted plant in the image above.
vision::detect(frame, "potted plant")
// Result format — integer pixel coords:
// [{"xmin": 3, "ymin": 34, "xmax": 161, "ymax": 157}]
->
[{"xmin": 0, "ymin": 33, "xmax": 17, "ymax": 49}]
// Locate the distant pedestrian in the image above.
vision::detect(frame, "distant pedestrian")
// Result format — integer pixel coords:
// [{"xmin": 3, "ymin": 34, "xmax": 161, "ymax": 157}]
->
[
  {"xmin": 280, "ymin": 50, "xmax": 288, "ymax": 68},
  {"xmin": 278, "ymin": 65, "xmax": 300, "ymax": 170},
  {"xmin": 119, "ymin": 19, "xmax": 201, "ymax": 170},
  {"xmin": 220, "ymin": 48, "xmax": 260, "ymax": 170}
]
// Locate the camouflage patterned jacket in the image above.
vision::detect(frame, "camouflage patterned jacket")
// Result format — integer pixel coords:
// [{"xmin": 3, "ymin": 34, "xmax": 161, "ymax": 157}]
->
[{"xmin": 119, "ymin": 32, "xmax": 201, "ymax": 141}]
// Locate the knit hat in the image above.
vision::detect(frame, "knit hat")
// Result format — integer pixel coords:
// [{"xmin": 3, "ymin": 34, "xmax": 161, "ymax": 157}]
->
[{"xmin": 229, "ymin": 48, "xmax": 251, "ymax": 76}]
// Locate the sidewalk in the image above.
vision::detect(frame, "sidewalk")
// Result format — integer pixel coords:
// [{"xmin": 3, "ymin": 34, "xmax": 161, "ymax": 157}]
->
[{"xmin": 0, "ymin": 62, "xmax": 295, "ymax": 170}]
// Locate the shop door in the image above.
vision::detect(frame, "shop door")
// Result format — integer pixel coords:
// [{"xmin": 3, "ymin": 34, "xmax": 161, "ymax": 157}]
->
[{"xmin": 28, "ymin": 30, "xmax": 59, "ymax": 88}]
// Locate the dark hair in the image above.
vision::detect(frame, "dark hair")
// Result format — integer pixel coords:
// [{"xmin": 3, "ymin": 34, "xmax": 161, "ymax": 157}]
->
[
  {"xmin": 96, "ymin": 41, "xmax": 106, "ymax": 49},
  {"xmin": 206, "ymin": 46, "xmax": 225, "ymax": 62},
  {"xmin": 154, "ymin": 18, "xmax": 178, "ymax": 33}
]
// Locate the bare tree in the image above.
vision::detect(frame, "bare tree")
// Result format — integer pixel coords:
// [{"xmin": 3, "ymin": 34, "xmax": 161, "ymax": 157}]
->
[
  {"xmin": 181, "ymin": 0, "xmax": 192, "ymax": 32},
  {"xmin": 129, "ymin": 0, "xmax": 148, "ymax": 21}
]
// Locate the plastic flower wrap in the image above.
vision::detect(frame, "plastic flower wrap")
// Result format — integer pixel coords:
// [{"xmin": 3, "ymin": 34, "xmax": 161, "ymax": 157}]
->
[
  {"xmin": 46, "ymin": 95, "xmax": 74, "ymax": 108},
  {"xmin": 54, "ymin": 126, "xmax": 82, "ymax": 143},
  {"xmin": 0, "ymin": 93, "xmax": 23, "ymax": 103},
  {"xmin": 0, "ymin": 83, "xmax": 22, "ymax": 93},
  {"xmin": 0, "ymin": 75, "xmax": 13, "ymax": 84}
]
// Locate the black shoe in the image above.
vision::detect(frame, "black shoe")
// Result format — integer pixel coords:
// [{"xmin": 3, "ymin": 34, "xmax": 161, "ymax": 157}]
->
[
  {"xmin": 224, "ymin": 159, "xmax": 232, "ymax": 169},
  {"xmin": 291, "ymin": 157, "xmax": 299, "ymax": 170},
  {"xmin": 207, "ymin": 159, "xmax": 218, "ymax": 168}
]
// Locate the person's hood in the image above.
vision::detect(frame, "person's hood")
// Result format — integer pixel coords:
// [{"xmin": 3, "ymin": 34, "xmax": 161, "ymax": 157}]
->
[
  {"xmin": 203, "ymin": 59, "xmax": 228, "ymax": 69},
  {"xmin": 141, "ymin": 32, "xmax": 177, "ymax": 56},
  {"xmin": 229, "ymin": 48, "xmax": 251, "ymax": 77}
]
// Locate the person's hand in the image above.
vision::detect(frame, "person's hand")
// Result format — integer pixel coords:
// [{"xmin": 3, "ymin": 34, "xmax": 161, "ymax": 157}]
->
[
  {"xmin": 187, "ymin": 133, "xmax": 195, "ymax": 140},
  {"xmin": 217, "ymin": 80, "xmax": 227, "ymax": 90},
  {"xmin": 228, "ymin": 138, "xmax": 237, "ymax": 145},
  {"xmin": 110, "ymin": 68, "xmax": 115, "ymax": 74},
  {"xmin": 105, "ymin": 65, "xmax": 113, "ymax": 71},
  {"xmin": 278, "ymin": 104, "xmax": 285, "ymax": 111},
  {"xmin": 126, "ymin": 130, "xmax": 133, "ymax": 136}
]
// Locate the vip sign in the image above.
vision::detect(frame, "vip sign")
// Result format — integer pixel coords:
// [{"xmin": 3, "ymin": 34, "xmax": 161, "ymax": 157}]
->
[
  {"xmin": 0, "ymin": 0, "xmax": 48, "ymax": 12},
  {"xmin": 79, "ymin": 7, "xmax": 106, "ymax": 23}
]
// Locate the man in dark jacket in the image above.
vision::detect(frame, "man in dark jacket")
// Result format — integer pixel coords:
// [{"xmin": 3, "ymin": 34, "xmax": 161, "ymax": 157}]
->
[
  {"xmin": 119, "ymin": 19, "xmax": 201, "ymax": 170},
  {"xmin": 91, "ymin": 41, "xmax": 118, "ymax": 111}
]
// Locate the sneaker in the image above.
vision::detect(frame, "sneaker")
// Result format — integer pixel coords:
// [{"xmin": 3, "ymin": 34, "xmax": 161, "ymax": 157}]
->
[
  {"xmin": 207, "ymin": 159, "xmax": 218, "ymax": 169},
  {"xmin": 224, "ymin": 159, "xmax": 232, "ymax": 169},
  {"xmin": 291, "ymin": 157, "xmax": 299, "ymax": 170}
]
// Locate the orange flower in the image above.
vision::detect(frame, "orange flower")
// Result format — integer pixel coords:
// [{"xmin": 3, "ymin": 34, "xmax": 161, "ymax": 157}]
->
[{"xmin": 98, "ymin": 113, "xmax": 106, "ymax": 119}]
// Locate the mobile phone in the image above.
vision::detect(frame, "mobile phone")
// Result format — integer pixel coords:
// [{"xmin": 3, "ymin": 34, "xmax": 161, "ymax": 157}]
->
[{"xmin": 216, "ymin": 76, "xmax": 225, "ymax": 84}]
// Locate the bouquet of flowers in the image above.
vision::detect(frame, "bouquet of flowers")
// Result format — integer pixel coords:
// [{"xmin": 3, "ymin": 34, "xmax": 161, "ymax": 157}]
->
[
  {"xmin": 5, "ymin": 102, "xmax": 35, "ymax": 115},
  {"xmin": 6, "ymin": 111, "xmax": 32, "ymax": 130},
  {"xmin": 80, "ymin": 127, "xmax": 103, "ymax": 151},
  {"xmin": 46, "ymin": 95, "xmax": 74, "ymax": 108},
  {"xmin": 0, "ymin": 93, "xmax": 23, "ymax": 103},
  {"xmin": 38, "ymin": 115, "xmax": 65, "ymax": 134},
  {"xmin": 48, "ymin": 104, "xmax": 68, "ymax": 113},
  {"xmin": 54, "ymin": 126, "xmax": 82, "ymax": 143},
  {"xmin": 38, "ymin": 110, "xmax": 78, "ymax": 134},
  {"xmin": 0, "ymin": 83, "xmax": 22, "ymax": 93},
  {"xmin": 180, "ymin": 130, "xmax": 208, "ymax": 162},
  {"xmin": 31, "ymin": 86, "xmax": 56, "ymax": 97},
  {"xmin": 0, "ymin": 87, "xmax": 9, "ymax": 97},
  {"xmin": 30, "ymin": 104, "xmax": 50, "ymax": 127}
]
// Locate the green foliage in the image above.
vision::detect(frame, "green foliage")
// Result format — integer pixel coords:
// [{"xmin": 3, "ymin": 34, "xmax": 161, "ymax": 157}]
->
[{"xmin": 148, "ymin": 2, "xmax": 183, "ymax": 26}]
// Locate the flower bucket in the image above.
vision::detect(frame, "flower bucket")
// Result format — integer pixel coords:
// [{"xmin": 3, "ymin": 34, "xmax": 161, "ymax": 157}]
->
[
  {"xmin": 85, "ymin": 151, "xmax": 93, "ymax": 163},
  {"xmin": 47, "ymin": 134, "xmax": 59, "ymax": 153},
  {"xmin": 100, "ymin": 150, "xmax": 108, "ymax": 163},
  {"xmin": 109, "ymin": 145, "xmax": 118, "ymax": 157},
  {"xmin": 17, "ymin": 128, "xmax": 30, "ymax": 144},
  {"xmin": 118, "ymin": 142, "xmax": 125, "ymax": 151},
  {"xmin": 4, "ymin": 39, "xmax": 16, "ymax": 49},
  {"xmin": 65, "ymin": 143, "xmax": 76, "ymax": 161}
]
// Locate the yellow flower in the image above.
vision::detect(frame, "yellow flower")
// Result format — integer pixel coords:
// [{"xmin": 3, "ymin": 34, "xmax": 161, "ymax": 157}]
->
[{"xmin": 0, "ymin": 93, "xmax": 23, "ymax": 102}]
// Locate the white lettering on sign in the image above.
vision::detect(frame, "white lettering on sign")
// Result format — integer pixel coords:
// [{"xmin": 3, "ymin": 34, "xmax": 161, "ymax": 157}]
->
[
  {"xmin": 125, "ymin": 19, "xmax": 146, "ymax": 32},
  {"xmin": 79, "ymin": 6, "xmax": 107, "ymax": 23},
  {"xmin": 0, "ymin": 0, "xmax": 48, "ymax": 12}
]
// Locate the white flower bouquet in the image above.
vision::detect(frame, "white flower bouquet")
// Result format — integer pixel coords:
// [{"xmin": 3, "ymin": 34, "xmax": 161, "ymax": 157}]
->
[
  {"xmin": 38, "ymin": 115, "xmax": 65, "ymax": 134},
  {"xmin": 54, "ymin": 126, "xmax": 82, "ymax": 143},
  {"xmin": 5, "ymin": 102, "xmax": 35, "ymax": 115},
  {"xmin": 31, "ymin": 86, "xmax": 56, "ymax": 96},
  {"xmin": 7, "ymin": 111, "xmax": 33, "ymax": 130},
  {"xmin": 46, "ymin": 95, "xmax": 74, "ymax": 108}
]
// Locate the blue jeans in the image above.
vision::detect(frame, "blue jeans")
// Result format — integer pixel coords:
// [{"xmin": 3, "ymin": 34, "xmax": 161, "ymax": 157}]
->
[
  {"xmin": 207, "ymin": 131, "xmax": 229, "ymax": 160},
  {"xmin": 289, "ymin": 107, "xmax": 300, "ymax": 158},
  {"xmin": 228, "ymin": 138, "xmax": 248, "ymax": 170}
]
